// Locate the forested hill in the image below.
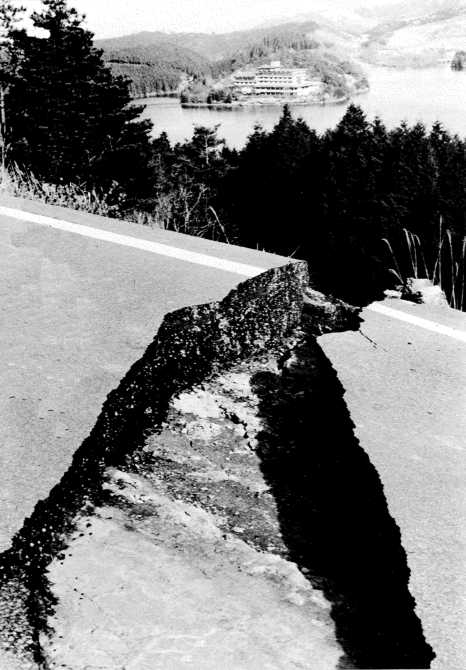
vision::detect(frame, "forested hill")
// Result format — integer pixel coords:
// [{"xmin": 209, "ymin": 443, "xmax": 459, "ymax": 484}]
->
[
  {"xmin": 98, "ymin": 42, "xmax": 212, "ymax": 98},
  {"xmin": 96, "ymin": 1, "xmax": 466, "ymax": 97},
  {"xmin": 96, "ymin": 20, "xmax": 320, "ymax": 61},
  {"xmin": 95, "ymin": 21, "xmax": 366, "ymax": 99}
]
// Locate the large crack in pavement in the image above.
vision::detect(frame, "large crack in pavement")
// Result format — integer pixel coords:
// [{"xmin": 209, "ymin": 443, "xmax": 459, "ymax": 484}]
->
[
  {"xmin": 251, "ymin": 298, "xmax": 435, "ymax": 669},
  {"xmin": 0, "ymin": 263, "xmax": 435, "ymax": 669}
]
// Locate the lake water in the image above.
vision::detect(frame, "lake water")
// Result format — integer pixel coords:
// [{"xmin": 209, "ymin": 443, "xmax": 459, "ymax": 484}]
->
[{"xmin": 138, "ymin": 66, "xmax": 466, "ymax": 148}]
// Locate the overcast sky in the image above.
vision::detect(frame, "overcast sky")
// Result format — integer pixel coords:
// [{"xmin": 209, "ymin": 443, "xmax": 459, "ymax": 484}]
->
[{"xmin": 20, "ymin": 0, "xmax": 404, "ymax": 37}]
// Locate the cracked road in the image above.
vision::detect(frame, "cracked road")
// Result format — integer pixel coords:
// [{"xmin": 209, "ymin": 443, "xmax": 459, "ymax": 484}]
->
[
  {"xmin": 320, "ymin": 298, "xmax": 466, "ymax": 670},
  {"xmin": 0, "ymin": 196, "xmax": 289, "ymax": 554}
]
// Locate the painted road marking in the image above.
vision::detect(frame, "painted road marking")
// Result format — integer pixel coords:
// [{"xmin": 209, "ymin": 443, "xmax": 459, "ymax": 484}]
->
[
  {"xmin": 367, "ymin": 303, "xmax": 466, "ymax": 343},
  {"xmin": 0, "ymin": 206, "xmax": 265, "ymax": 278}
]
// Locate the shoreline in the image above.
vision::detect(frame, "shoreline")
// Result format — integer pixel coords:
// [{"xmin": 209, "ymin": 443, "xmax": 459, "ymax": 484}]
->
[
  {"xmin": 133, "ymin": 86, "xmax": 371, "ymax": 108},
  {"xmin": 132, "ymin": 92, "xmax": 179, "ymax": 100},
  {"xmin": 180, "ymin": 88, "xmax": 369, "ymax": 110}
]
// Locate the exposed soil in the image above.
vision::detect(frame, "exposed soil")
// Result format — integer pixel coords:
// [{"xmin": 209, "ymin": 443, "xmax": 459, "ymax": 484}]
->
[{"xmin": 42, "ymin": 355, "xmax": 342, "ymax": 669}]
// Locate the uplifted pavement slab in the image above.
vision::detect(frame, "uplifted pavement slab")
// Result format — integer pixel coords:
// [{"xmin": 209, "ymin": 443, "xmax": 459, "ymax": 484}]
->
[
  {"xmin": 0, "ymin": 195, "xmax": 291, "ymax": 552},
  {"xmin": 0, "ymin": 215, "xmax": 309, "ymax": 668},
  {"xmin": 14, "ymin": 291, "xmax": 434, "ymax": 670}
]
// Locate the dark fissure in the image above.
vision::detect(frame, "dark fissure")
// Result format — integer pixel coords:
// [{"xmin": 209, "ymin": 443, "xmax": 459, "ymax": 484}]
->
[{"xmin": 251, "ymin": 314, "xmax": 435, "ymax": 668}]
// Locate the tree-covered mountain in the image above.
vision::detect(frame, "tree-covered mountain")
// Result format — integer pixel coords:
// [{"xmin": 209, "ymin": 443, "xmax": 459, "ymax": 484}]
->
[
  {"xmin": 97, "ymin": 0, "xmax": 466, "ymax": 102},
  {"xmin": 96, "ymin": 21, "xmax": 368, "ymax": 100},
  {"xmin": 99, "ymin": 42, "xmax": 213, "ymax": 97},
  {"xmin": 96, "ymin": 21, "xmax": 319, "ymax": 62}
]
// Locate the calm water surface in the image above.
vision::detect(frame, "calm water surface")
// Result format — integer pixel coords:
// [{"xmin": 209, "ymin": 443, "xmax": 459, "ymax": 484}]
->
[{"xmin": 138, "ymin": 66, "xmax": 466, "ymax": 148}]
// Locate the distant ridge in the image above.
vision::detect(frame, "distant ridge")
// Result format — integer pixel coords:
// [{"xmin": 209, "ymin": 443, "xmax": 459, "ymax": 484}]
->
[
  {"xmin": 95, "ymin": 20, "xmax": 364, "ymax": 99},
  {"xmin": 96, "ymin": 1, "xmax": 466, "ymax": 100},
  {"xmin": 96, "ymin": 20, "xmax": 320, "ymax": 61}
]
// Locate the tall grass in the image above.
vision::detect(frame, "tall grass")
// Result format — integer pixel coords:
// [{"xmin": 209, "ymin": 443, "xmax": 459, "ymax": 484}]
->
[
  {"xmin": 1, "ymin": 163, "xmax": 120, "ymax": 217},
  {"xmin": 0, "ymin": 165, "xmax": 231, "ymax": 243},
  {"xmin": 383, "ymin": 218, "xmax": 466, "ymax": 311}
]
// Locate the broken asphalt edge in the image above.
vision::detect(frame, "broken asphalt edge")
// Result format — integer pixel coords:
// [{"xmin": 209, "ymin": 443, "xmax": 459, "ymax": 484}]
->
[
  {"xmin": 0, "ymin": 260, "xmax": 435, "ymax": 669},
  {"xmin": 0, "ymin": 260, "xmax": 309, "ymax": 665}
]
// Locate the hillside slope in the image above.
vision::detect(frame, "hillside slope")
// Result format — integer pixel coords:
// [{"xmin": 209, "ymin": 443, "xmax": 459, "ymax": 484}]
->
[
  {"xmin": 359, "ymin": 0, "xmax": 466, "ymax": 66},
  {"xmin": 96, "ymin": 1, "xmax": 466, "ymax": 101},
  {"xmin": 96, "ymin": 21, "xmax": 367, "ymax": 100},
  {"xmin": 382, "ymin": 11, "xmax": 466, "ymax": 61},
  {"xmin": 97, "ymin": 21, "xmax": 319, "ymax": 61},
  {"xmin": 267, "ymin": 1, "xmax": 466, "ymax": 68},
  {"xmin": 96, "ymin": 38, "xmax": 213, "ymax": 97}
]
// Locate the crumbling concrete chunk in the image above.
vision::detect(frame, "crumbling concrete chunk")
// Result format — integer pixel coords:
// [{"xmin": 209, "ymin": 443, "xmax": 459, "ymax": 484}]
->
[
  {"xmin": 401, "ymin": 278, "xmax": 449, "ymax": 307},
  {"xmin": 302, "ymin": 287, "xmax": 361, "ymax": 334}
]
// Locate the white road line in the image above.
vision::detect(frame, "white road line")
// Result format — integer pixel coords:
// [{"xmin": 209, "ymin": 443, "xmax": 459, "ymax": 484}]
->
[
  {"xmin": 0, "ymin": 206, "xmax": 265, "ymax": 278},
  {"xmin": 367, "ymin": 303, "xmax": 466, "ymax": 343}
]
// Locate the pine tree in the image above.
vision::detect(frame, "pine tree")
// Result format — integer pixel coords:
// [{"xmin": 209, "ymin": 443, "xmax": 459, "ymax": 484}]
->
[
  {"xmin": 0, "ymin": 1, "xmax": 24, "ymax": 169},
  {"xmin": 315, "ymin": 105, "xmax": 379, "ymax": 301},
  {"xmin": 5, "ymin": 0, "xmax": 153, "ymax": 200},
  {"xmin": 233, "ymin": 107, "xmax": 317, "ymax": 254}
]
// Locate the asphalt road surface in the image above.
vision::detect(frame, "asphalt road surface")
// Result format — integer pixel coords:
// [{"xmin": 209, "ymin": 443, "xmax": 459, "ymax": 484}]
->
[
  {"xmin": 2, "ymin": 196, "xmax": 465, "ymax": 669},
  {"xmin": 320, "ymin": 299, "xmax": 466, "ymax": 670},
  {"xmin": 0, "ymin": 196, "xmax": 291, "ymax": 554}
]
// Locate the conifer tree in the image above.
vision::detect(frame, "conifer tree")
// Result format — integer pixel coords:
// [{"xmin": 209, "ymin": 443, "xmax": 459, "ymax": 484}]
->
[
  {"xmin": 0, "ymin": 1, "xmax": 24, "ymax": 169},
  {"xmin": 233, "ymin": 106, "xmax": 317, "ymax": 254},
  {"xmin": 5, "ymin": 0, "xmax": 152, "ymax": 200}
]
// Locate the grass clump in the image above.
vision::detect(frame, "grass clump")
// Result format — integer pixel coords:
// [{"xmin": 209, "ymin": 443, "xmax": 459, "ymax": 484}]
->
[
  {"xmin": 0, "ymin": 165, "xmax": 231, "ymax": 244},
  {"xmin": 1, "ymin": 164, "xmax": 120, "ymax": 218},
  {"xmin": 383, "ymin": 218, "xmax": 466, "ymax": 310}
]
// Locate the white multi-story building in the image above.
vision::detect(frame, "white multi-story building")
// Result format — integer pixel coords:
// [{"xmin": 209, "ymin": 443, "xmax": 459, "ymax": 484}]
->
[
  {"xmin": 233, "ymin": 61, "xmax": 321, "ymax": 98},
  {"xmin": 233, "ymin": 72, "xmax": 256, "ymax": 95}
]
